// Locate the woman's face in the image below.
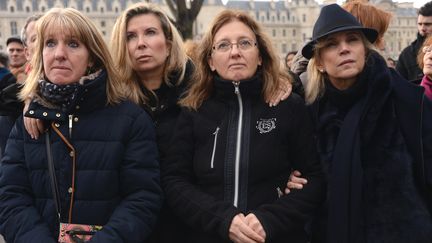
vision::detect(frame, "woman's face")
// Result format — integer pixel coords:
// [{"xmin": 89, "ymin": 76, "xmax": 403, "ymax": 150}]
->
[
  {"xmin": 422, "ymin": 45, "xmax": 432, "ymax": 78},
  {"xmin": 126, "ymin": 13, "xmax": 170, "ymax": 76},
  {"xmin": 43, "ymin": 30, "xmax": 91, "ymax": 85},
  {"xmin": 208, "ymin": 20, "xmax": 261, "ymax": 81},
  {"xmin": 317, "ymin": 31, "xmax": 366, "ymax": 89}
]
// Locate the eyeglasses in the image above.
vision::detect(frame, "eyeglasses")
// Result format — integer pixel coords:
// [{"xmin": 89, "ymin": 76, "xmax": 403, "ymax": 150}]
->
[
  {"xmin": 423, "ymin": 45, "xmax": 432, "ymax": 53},
  {"xmin": 212, "ymin": 39, "xmax": 257, "ymax": 53}
]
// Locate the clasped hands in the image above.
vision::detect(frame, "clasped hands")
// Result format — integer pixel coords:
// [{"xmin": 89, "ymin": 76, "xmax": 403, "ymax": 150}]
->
[{"xmin": 229, "ymin": 213, "xmax": 266, "ymax": 243}]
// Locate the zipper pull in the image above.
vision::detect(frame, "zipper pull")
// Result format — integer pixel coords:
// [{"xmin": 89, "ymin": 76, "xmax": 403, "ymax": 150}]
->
[
  {"xmin": 233, "ymin": 81, "xmax": 240, "ymax": 94},
  {"xmin": 68, "ymin": 114, "xmax": 73, "ymax": 138},
  {"xmin": 213, "ymin": 127, "xmax": 220, "ymax": 136},
  {"xmin": 276, "ymin": 187, "xmax": 284, "ymax": 198}
]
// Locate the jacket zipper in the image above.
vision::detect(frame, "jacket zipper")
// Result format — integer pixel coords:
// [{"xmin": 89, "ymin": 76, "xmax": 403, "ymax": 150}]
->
[
  {"xmin": 68, "ymin": 114, "xmax": 73, "ymax": 138},
  {"xmin": 233, "ymin": 81, "xmax": 243, "ymax": 207},
  {"xmin": 210, "ymin": 127, "xmax": 220, "ymax": 169}
]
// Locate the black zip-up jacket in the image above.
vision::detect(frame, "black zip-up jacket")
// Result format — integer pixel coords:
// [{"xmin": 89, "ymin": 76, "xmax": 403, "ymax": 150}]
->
[{"xmin": 162, "ymin": 73, "xmax": 325, "ymax": 243}]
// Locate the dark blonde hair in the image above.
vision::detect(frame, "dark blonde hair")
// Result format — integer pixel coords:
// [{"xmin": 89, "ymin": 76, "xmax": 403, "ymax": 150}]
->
[
  {"xmin": 20, "ymin": 8, "xmax": 124, "ymax": 104},
  {"xmin": 305, "ymin": 32, "xmax": 373, "ymax": 104},
  {"xmin": 343, "ymin": 1, "xmax": 392, "ymax": 47},
  {"xmin": 110, "ymin": 2, "xmax": 187, "ymax": 106},
  {"xmin": 180, "ymin": 10, "xmax": 290, "ymax": 109},
  {"xmin": 418, "ymin": 35, "xmax": 432, "ymax": 69}
]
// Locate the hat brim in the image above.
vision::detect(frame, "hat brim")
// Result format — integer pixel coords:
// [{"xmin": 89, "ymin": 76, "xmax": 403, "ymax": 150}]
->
[{"xmin": 301, "ymin": 26, "xmax": 378, "ymax": 59}]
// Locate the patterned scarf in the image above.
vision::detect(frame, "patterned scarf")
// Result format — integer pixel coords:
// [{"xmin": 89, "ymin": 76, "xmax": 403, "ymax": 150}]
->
[{"xmin": 38, "ymin": 79, "xmax": 81, "ymax": 112}]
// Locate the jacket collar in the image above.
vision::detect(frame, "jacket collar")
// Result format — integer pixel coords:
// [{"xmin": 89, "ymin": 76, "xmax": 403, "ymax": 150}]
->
[
  {"xmin": 213, "ymin": 71, "xmax": 263, "ymax": 100},
  {"xmin": 26, "ymin": 69, "xmax": 108, "ymax": 122}
]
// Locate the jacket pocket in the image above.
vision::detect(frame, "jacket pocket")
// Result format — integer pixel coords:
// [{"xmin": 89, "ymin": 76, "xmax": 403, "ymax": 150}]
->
[{"xmin": 210, "ymin": 127, "xmax": 220, "ymax": 169}]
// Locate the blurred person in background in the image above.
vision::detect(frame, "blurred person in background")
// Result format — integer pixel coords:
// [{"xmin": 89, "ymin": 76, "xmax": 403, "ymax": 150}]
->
[
  {"xmin": 21, "ymin": 14, "xmax": 43, "ymax": 74},
  {"xmin": 417, "ymin": 35, "xmax": 432, "ymax": 100},
  {"xmin": 397, "ymin": 1, "xmax": 432, "ymax": 82},
  {"xmin": 6, "ymin": 36, "xmax": 27, "ymax": 83},
  {"xmin": 285, "ymin": 51, "xmax": 297, "ymax": 71}
]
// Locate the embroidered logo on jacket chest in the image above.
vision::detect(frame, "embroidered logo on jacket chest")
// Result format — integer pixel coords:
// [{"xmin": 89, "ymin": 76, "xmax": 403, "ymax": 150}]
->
[{"xmin": 256, "ymin": 118, "xmax": 276, "ymax": 134}]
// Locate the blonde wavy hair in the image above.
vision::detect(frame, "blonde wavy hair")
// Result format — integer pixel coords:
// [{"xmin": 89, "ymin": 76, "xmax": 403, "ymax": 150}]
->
[
  {"xmin": 305, "ymin": 32, "xmax": 373, "ymax": 104},
  {"xmin": 110, "ymin": 2, "xmax": 188, "ymax": 106},
  {"xmin": 20, "ymin": 8, "xmax": 124, "ymax": 105},
  {"xmin": 180, "ymin": 10, "xmax": 290, "ymax": 110}
]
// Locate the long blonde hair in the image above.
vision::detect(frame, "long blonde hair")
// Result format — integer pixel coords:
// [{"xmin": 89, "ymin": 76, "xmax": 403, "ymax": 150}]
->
[
  {"xmin": 110, "ymin": 2, "xmax": 188, "ymax": 106},
  {"xmin": 20, "ymin": 8, "xmax": 124, "ymax": 104},
  {"xmin": 180, "ymin": 10, "xmax": 290, "ymax": 110}
]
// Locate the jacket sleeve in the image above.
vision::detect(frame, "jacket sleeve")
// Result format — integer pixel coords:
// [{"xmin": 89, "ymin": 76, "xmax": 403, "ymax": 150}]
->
[
  {"xmin": 0, "ymin": 117, "xmax": 57, "ymax": 243},
  {"xmin": 162, "ymin": 109, "xmax": 241, "ymax": 241},
  {"xmin": 422, "ymin": 97, "xmax": 432, "ymax": 205},
  {"xmin": 252, "ymin": 99, "xmax": 326, "ymax": 241},
  {"xmin": 90, "ymin": 111, "xmax": 163, "ymax": 243}
]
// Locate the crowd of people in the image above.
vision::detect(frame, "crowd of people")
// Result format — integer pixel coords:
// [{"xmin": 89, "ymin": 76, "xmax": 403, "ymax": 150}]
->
[{"xmin": 0, "ymin": 0, "xmax": 430, "ymax": 243}]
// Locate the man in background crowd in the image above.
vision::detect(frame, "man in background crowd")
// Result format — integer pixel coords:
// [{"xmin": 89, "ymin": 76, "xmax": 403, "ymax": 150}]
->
[
  {"xmin": 5, "ymin": 36, "xmax": 27, "ymax": 83},
  {"xmin": 397, "ymin": 1, "xmax": 432, "ymax": 82}
]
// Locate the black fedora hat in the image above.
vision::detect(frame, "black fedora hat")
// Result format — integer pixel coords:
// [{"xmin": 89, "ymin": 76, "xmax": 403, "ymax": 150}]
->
[{"xmin": 301, "ymin": 4, "xmax": 378, "ymax": 59}]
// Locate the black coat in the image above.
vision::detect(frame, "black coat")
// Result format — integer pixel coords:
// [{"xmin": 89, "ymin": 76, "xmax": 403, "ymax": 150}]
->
[
  {"xmin": 396, "ymin": 33, "xmax": 424, "ymax": 82},
  {"xmin": 145, "ymin": 61, "xmax": 194, "ymax": 243},
  {"xmin": 162, "ymin": 74, "xmax": 325, "ymax": 243},
  {"xmin": 0, "ymin": 70, "xmax": 163, "ymax": 242},
  {"xmin": 310, "ymin": 52, "xmax": 432, "ymax": 243},
  {"xmin": 0, "ymin": 73, "xmax": 22, "ymax": 158}
]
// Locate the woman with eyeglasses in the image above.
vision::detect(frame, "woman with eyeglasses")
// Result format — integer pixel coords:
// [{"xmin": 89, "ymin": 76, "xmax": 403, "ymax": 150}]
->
[
  {"xmin": 417, "ymin": 36, "xmax": 432, "ymax": 100},
  {"xmin": 162, "ymin": 10, "xmax": 325, "ymax": 243}
]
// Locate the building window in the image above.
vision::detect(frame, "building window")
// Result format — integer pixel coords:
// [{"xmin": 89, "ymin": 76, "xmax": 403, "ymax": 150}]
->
[
  {"xmin": 10, "ymin": 21, "xmax": 18, "ymax": 36},
  {"xmin": 303, "ymin": 33, "xmax": 306, "ymax": 41},
  {"xmin": 282, "ymin": 29, "xmax": 286, "ymax": 37},
  {"xmin": 41, "ymin": 6, "xmax": 46, "ymax": 12},
  {"xmin": 102, "ymin": 31, "xmax": 106, "ymax": 36},
  {"xmin": 272, "ymin": 29, "xmax": 276, "ymax": 37},
  {"xmin": 282, "ymin": 43, "xmax": 287, "ymax": 53},
  {"xmin": 10, "ymin": 6, "xmax": 14, "ymax": 12},
  {"xmin": 101, "ymin": 21, "xmax": 106, "ymax": 27},
  {"xmin": 26, "ymin": 6, "xmax": 30, "ymax": 12},
  {"xmin": 100, "ymin": 7, "xmax": 104, "ymax": 13},
  {"xmin": 291, "ymin": 43, "xmax": 297, "ymax": 51},
  {"xmin": 302, "ymin": 14, "xmax": 306, "ymax": 22},
  {"xmin": 293, "ymin": 29, "xmax": 296, "ymax": 36},
  {"xmin": 86, "ymin": 7, "xmax": 90, "ymax": 13},
  {"xmin": 115, "ymin": 7, "xmax": 119, "ymax": 13}
]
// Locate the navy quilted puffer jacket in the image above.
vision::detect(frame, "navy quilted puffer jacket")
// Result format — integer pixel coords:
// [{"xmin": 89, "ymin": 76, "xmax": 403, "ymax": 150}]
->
[{"xmin": 0, "ymin": 70, "xmax": 162, "ymax": 242}]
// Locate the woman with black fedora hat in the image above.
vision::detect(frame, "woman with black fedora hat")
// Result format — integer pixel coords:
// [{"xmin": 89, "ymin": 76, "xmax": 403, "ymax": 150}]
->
[{"xmin": 287, "ymin": 3, "xmax": 432, "ymax": 243}]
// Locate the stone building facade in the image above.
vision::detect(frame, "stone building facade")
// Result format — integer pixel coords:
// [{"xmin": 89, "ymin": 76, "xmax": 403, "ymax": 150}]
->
[{"xmin": 0, "ymin": 0, "xmax": 419, "ymax": 60}]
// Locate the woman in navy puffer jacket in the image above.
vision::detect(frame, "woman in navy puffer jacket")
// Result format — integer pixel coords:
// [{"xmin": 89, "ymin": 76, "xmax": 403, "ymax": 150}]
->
[{"xmin": 0, "ymin": 8, "xmax": 162, "ymax": 243}]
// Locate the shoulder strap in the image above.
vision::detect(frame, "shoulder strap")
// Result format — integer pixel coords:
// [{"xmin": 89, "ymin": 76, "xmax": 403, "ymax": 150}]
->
[{"xmin": 45, "ymin": 130, "xmax": 61, "ymax": 220}]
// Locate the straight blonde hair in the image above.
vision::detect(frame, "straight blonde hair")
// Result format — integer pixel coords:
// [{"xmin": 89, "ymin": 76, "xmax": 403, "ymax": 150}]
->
[
  {"xmin": 110, "ymin": 2, "xmax": 188, "ymax": 106},
  {"xmin": 20, "ymin": 8, "xmax": 124, "ymax": 104},
  {"xmin": 180, "ymin": 10, "xmax": 290, "ymax": 110}
]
